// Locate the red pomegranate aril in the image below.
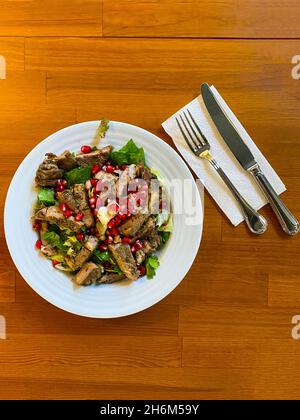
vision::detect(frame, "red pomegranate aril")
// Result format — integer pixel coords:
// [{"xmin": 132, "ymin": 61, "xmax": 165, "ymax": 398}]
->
[
  {"xmin": 91, "ymin": 178, "xmax": 98, "ymax": 188},
  {"xmin": 33, "ymin": 221, "xmax": 41, "ymax": 231},
  {"xmin": 122, "ymin": 236, "xmax": 131, "ymax": 244},
  {"xmin": 106, "ymin": 165, "xmax": 115, "ymax": 174},
  {"xmin": 138, "ymin": 265, "xmax": 146, "ymax": 276},
  {"xmin": 35, "ymin": 239, "xmax": 42, "ymax": 249},
  {"xmin": 105, "ymin": 236, "xmax": 113, "ymax": 244},
  {"xmin": 110, "ymin": 227, "xmax": 118, "ymax": 237},
  {"xmin": 122, "ymin": 165, "xmax": 127, "ymax": 170},
  {"xmin": 90, "ymin": 204, "xmax": 95, "ymax": 209},
  {"xmin": 89, "ymin": 197, "xmax": 96, "ymax": 206},
  {"xmin": 89, "ymin": 227, "xmax": 96, "ymax": 235},
  {"xmin": 134, "ymin": 240, "xmax": 143, "ymax": 250},
  {"xmin": 81, "ymin": 145, "xmax": 92, "ymax": 154},
  {"xmin": 114, "ymin": 216, "xmax": 122, "ymax": 226},
  {"xmin": 61, "ymin": 179, "xmax": 68, "ymax": 186},
  {"xmin": 93, "ymin": 208, "xmax": 98, "ymax": 217},
  {"xmin": 76, "ymin": 232, "xmax": 85, "ymax": 242},
  {"xmin": 103, "ymin": 261, "xmax": 111, "ymax": 269},
  {"xmin": 131, "ymin": 245, "xmax": 136, "ymax": 253},
  {"xmin": 56, "ymin": 184, "xmax": 65, "ymax": 192},
  {"xmin": 107, "ymin": 220, "xmax": 115, "ymax": 229},
  {"xmin": 92, "ymin": 164, "xmax": 101, "ymax": 175},
  {"xmin": 59, "ymin": 203, "xmax": 67, "ymax": 212},
  {"xmin": 75, "ymin": 213, "xmax": 84, "ymax": 221},
  {"xmin": 63, "ymin": 209, "xmax": 73, "ymax": 218},
  {"xmin": 52, "ymin": 260, "xmax": 60, "ymax": 267},
  {"xmin": 119, "ymin": 213, "xmax": 127, "ymax": 220},
  {"xmin": 98, "ymin": 244, "xmax": 108, "ymax": 251}
]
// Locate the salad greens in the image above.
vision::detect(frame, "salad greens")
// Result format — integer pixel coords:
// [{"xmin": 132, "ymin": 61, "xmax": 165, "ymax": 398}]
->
[
  {"xmin": 65, "ymin": 165, "xmax": 92, "ymax": 186},
  {"xmin": 41, "ymin": 231, "xmax": 67, "ymax": 253},
  {"xmin": 38, "ymin": 188, "xmax": 56, "ymax": 206},
  {"xmin": 145, "ymin": 255, "xmax": 160, "ymax": 279},
  {"xmin": 110, "ymin": 139, "xmax": 145, "ymax": 166}
]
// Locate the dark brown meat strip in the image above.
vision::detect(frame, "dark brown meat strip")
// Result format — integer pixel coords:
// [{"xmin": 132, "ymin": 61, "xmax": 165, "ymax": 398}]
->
[
  {"xmin": 97, "ymin": 273, "xmax": 126, "ymax": 284},
  {"xmin": 74, "ymin": 262, "xmax": 103, "ymax": 286},
  {"xmin": 57, "ymin": 189, "xmax": 78, "ymax": 212},
  {"xmin": 118, "ymin": 213, "xmax": 149, "ymax": 237},
  {"xmin": 75, "ymin": 146, "xmax": 112, "ymax": 166},
  {"xmin": 35, "ymin": 154, "xmax": 64, "ymax": 187},
  {"xmin": 35, "ymin": 206, "xmax": 84, "ymax": 232},
  {"xmin": 108, "ymin": 243, "xmax": 139, "ymax": 281},
  {"xmin": 73, "ymin": 184, "xmax": 94, "ymax": 228},
  {"xmin": 55, "ymin": 151, "xmax": 78, "ymax": 170},
  {"xmin": 65, "ymin": 236, "xmax": 98, "ymax": 271}
]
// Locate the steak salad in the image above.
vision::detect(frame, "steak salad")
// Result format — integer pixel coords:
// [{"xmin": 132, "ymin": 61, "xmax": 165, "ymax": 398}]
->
[{"xmin": 32, "ymin": 122, "xmax": 172, "ymax": 286}]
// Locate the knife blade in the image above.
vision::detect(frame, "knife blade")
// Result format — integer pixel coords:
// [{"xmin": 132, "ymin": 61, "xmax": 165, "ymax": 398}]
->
[{"xmin": 200, "ymin": 82, "xmax": 299, "ymax": 235}]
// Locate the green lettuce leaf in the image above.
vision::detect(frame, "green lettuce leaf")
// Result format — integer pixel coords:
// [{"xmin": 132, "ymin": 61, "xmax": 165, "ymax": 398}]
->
[
  {"xmin": 38, "ymin": 188, "xmax": 55, "ymax": 206},
  {"xmin": 109, "ymin": 139, "xmax": 145, "ymax": 166},
  {"xmin": 65, "ymin": 165, "xmax": 92, "ymax": 185},
  {"xmin": 145, "ymin": 255, "xmax": 160, "ymax": 279},
  {"xmin": 158, "ymin": 231, "xmax": 171, "ymax": 249},
  {"xmin": 41, "ymin": 232, "xmax": 67, "ymax": 253},
  {"xmin": 91, "ymin": 250, "xmax": 111, "ymax": 264}
]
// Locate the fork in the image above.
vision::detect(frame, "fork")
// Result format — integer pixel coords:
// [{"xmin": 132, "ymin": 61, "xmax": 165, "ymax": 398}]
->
[{"xmin": 176, "ymin": 110, "xmax": 268, "ymax": 234}]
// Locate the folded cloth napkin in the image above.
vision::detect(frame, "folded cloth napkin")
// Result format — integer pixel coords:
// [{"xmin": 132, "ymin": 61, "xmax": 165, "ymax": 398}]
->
[{"xmin": 162, "ymin": 86, "xmax": 286, "ymax": 226}]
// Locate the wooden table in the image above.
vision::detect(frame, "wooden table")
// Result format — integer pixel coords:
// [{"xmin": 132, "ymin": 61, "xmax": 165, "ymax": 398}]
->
[{"xmin": 0, "ymin": 0, "xmax": 300, "ymax": 400}]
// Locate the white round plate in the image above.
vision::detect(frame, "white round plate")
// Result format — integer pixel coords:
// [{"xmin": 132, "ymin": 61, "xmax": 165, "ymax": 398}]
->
[{"xmin": 4, "ymin": 121, "xmax": 203, "ymax": 318}]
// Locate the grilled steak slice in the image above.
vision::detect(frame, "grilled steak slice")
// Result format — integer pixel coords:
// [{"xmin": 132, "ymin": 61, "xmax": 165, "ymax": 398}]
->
[
  {"xmin": 55, "ymin": 150, "xmax": 77, "ymax": 170},
  {"xmin": 35, "ymin": 154, "xmax": 64, "ymax": 187},
  {"xmin": 130, "ymin": 217, "xmax": 156, "ymax": 243},
  {"xmin": 118, "ymin": 213, "xmax": 149, "ymax": 237},
  {"xmin": 35, "ymin": 206, "xmax": 84, "ymax": 232},
  {"xmin": 108, "ymin": 243, "xmax": 139, "ymax": 281},
  {"xmin": 65, "ymin": 236, "xmax": 98, "ymax": 271},
  {"xmin": 136, "ymin": 164, "xmax": 153, "ymax": 184},
  {"xmin": 148, "ymin": 228, "xmax": 160, "ymax": 250},
  {"xmin": 57, "ymin": 189, "xmax": 78, "ymax": 212},
  {"xmin": 97, "ymin": 273, "xmax": 126, "ymax": 284},
  {"xmin": 134, "ymin": 229, "xmax": 161, "ymax": 265},
  {"xmin": 75, "ymin": 146, "xmax": 112, "ymax": 166},
  {"xmin": 73, "ymin": 184, "xmax": 94, "ymax": 228},
  {"xmin": 74, "ymin": 262, "xmax": 103, "ymax": 286}
]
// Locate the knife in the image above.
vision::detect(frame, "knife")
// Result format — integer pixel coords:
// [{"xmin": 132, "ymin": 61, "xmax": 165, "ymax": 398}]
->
[{"xmin": 201, "ymin": 83, "xmax": 299, "ymax": 236}]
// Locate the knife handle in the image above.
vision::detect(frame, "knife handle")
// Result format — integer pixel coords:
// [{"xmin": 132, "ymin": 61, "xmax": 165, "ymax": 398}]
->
[
  {"xmin": 249, "ymin": 165, "xmax": 299, "ymax": 236},
  {"xmin": 209, "ymin": 159, "xmax": 268, "ymax": 234}
]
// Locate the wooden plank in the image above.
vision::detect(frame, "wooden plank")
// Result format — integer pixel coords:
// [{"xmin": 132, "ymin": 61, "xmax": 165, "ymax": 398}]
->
[
  {"xmin": 0, "ymin": 0, "xmax": 102, "ymax": 37},
  {"xmin": 0, "ymin": 37, "xmax": 24, "ymax": 71},
  {"xmin": 0, "ymin": 334, "xmax": 181, "ymax": 368},
  {"xmin": 269, "ymin": 273, "xmax": 300, "ymax": 307},
  {"xmin": 103, "ymin": 0, "xmax": 300, "ymax": 38},
  {"xmin": 0, "ymin": 271, "xmax": 15, "ymax": 303},
  {"xmin": 179, "ymin": 303, "xmax": 295, "ymax": 339}
]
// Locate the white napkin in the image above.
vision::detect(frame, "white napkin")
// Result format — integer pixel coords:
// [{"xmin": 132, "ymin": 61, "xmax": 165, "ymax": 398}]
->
[{"xmin": 162, "ymin": 86, "xmax": 286, "ymax": 226}]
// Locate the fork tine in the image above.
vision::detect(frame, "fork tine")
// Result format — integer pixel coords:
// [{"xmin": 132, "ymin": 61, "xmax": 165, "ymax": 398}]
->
[
  {"xmin": 175, "ymin": 117, "xmax": 197, "ymax": 153},
  {"xmin": 182, "ymin": 111, "xmax": 205, "ymax": 147},
  {"xmin": 186, "ymin": 109, "xmax": 209, "ymax": 145},
  {"xmin": 179, "ymin": 114, "xmax": 200, "ymax": 150}
]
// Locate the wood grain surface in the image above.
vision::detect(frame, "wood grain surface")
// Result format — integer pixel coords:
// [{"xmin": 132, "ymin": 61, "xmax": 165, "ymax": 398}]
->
[{"xmin": 0, "ymin": 0, "xmax": 300, "ymax": 400}]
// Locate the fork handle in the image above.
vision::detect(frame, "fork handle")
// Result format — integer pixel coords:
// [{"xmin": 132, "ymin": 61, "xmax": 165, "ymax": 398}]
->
[
  {"xmin": 210, "ymin": 159, "xmax": 268, "ymax": 234},
  {"xmin": 248, "ymin": 164, "xmax": 299, "ymax": 236}
]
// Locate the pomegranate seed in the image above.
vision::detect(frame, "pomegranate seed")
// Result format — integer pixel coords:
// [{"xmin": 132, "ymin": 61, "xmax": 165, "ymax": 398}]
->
[
  {"xmin": 98, "ymin": 244, "xmax": 108, "ymax": 251},
  {"xmin": 35, "ymin": 239, "xmax": 42, "ymax": 249},
  {"xmin": 90, "ymin": 204, "xmax": 95, "ymax": 209},
  {"xmin": 63, "ymin": 209, "xmax": 73, "ymax": 218},
  {"xmin": 103, "ymin": 261, "xmax": 111, "ymax": 269},
  {"xmin": 122, "ymin": 165, "xmax": 127, "ymax": 170},
  {"xmin": 76, "ymin": 232, "xmax": 85, "ymax": 242},
  {"xmin": 89, "ymin": 197, "xmax": 96, "ymax": 206},
  {"xmin": 81, "ymin": 145, "xmax": 91, "ymax": 154},
  {"xmin": 75, "ymin": 213, "xmax": 84, "ymax": 221},
  {"xmin": 91, "ymin": 178, "xmax": 98, "ymax": 188},
  {"xmin": 119, "ymin": 213, "xmax": 127, "ymax": 220},
  {"xmin": 131, "ymin": 245, "xmax": 136, "ymax": 253},
  {"xmin": 89, "ymin": 227, "xmax": 96, "ymax": 235},
  {"xmin": 92, "ymin": 164, "xmax": 101, "ymax": 175},
  {"xmin": 122, "ymin": 236, "xmax": 131, "ymax": 244},
  {"xmin": 61, "ymin": 179, "xmax": 68, "ymax": 186},
  {"xmin": 134, "ymin": 240, "xmax": 143, "ymax": 250},
  {"xmin": 105, "ymin": 236, "xmax": 113, "ymax": 244},
  {"xmin": 114, "ymin": 216, "xmax": 122, "ymax": 226},
  {"xmin": 93, "ymin": 208, "xmax": 98, "ymax": 217},
  {"xmin": 52, "ymin": 260, "xmax": 60, "ymax": 267},
  {"xmin": 110, "ymin": 227, "xmax": 118, "ymax": 237},
  {"xmin": 56, "ymin": 184, "xmax": 65, "ymax": 192},
  {"xmin": 138, "ymin": 265, "xmax": 146, "ymax": 276},
  {"xmin": 107, "ymin": 220, "xmax": 115, "ymax": 229},
  {"xmin": 33, "ymin": 221, "xmax": 41, "ymax": 231},
  {"xmin": 106, "ymin": 165, "xmax": 115, "ymax": 174}
]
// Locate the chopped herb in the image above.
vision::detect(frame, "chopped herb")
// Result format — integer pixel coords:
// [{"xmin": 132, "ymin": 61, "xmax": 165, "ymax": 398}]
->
[
  {"xmin": 91, "ymin": 250, "xmax": 111, "ymax": 264},
  {"xmin": 109, "ymin": 139, "xmax": 145, "ymax": 166},
  {"xmin": 145, "ymin": 255, "xmax": 160, "ymax": 279},
  {"xmin": 158, "ymin": 231, "xmax": 171, "ymax": 249},
  {"xmin": 38, "ymin": 188, "xmax": 55, "ymax": 206},
  {"xmin": 41, "ymin": 231, "xmax": 67, "ymax": 253},
  {"xmin": 65, "ymin": 165, "xmax": 92, "ymax": 185}
]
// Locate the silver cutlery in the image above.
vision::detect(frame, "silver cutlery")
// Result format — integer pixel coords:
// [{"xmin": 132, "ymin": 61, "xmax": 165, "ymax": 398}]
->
[
  {"xmin": 176, "ymin": 110, "xmax": 268, "ymax": 235},
  {"xmin": 201, "ymin": 82, "xmax": 299, "ymax": 236}
]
